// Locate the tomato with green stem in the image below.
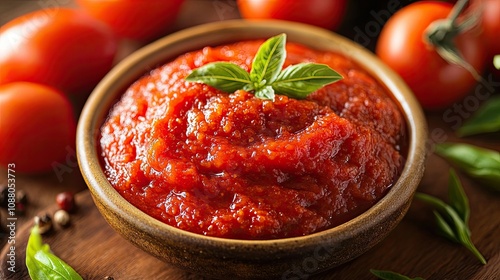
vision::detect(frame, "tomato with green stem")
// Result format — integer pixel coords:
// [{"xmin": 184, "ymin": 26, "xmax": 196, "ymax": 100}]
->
[
  {"xmin": 76, "ymin": 0, "xmax": 185, "ymax": 41},
  {"xmin": 237, "ymin": 0, "xmax": 347, "ymax": 30},
  {"xmin": 0, "ymin": 8, "xmax": 118, "ymax": 96},
  {"xmin": 376, "ymin": 1, "xmax": 486, "ymax": 110},
  {"xmin": 0, "ymin": 82, "xmax": 76, "ymax": 173}
]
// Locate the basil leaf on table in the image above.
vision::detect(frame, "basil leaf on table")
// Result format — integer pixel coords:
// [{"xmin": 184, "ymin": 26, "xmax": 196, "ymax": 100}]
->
[
  {"xmin": 26, "ymin": 225, "xmax": 83, "ymax": 280},
  {"xmin": 370, "ymin": 269, "xmax": 425, "ymax": 280},
  {"xmin": 415, "ymin": 169, "xmax": 487, "ymax": 265},
  {"xmin": 249, "ymin": 33, "xmax": 286, "ymax": 86},
  {"xmin": 456, "ymin": 96, "xmax": 500, "ymax": 137},
  {"xmin": 272, "ymin": 63, "xmax": 343, "ymax": 99},
  {"xmin": 448, "ymin": 168, "xmax": 470, "ymax": 223},
  {"xmin": 435, "ymin": 142, "xmax": 500, "ymax": 191},
  {"xmin": 185, "ymin": 62, "xmax": 252, "ymax": 93},
  {"xmin": 432, "ymin": 209, "xmax": 458, "ymax": 242},
  {"xmin": 185, "ymin": 33, "xmax": 342, "ymax": 100}
]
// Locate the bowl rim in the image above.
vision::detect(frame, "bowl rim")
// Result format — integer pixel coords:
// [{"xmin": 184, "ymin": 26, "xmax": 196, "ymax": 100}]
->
[{"xmin": 77, "ymin": 19, "xmax": 427, "ymax": 248}]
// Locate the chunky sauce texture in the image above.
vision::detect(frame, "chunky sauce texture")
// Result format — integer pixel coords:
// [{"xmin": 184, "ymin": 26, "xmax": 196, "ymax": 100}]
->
[{"xmin": 100, "ymin": 40, "xmax": 406, "ymax": 240}]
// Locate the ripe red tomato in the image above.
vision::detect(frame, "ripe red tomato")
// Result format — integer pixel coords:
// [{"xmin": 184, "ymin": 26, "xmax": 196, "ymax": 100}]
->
[
  {"xmin": 481, "ymin": 0, "xmax": 500, "ymax": 57},
  {"xmin": 0, "ymin": 82, "xmax": 76, "ymax": 173},
  {"xmin": 76, "ymin": 0, "xmax": 185, "ymax": 41},
  {"xmin": 237, "ymin": 0, "xmax": 347, "ymax": 30},
  {"xmin": 376, "ymin": 2, "xmax": 486, "ymax": 110},
  {"xmin": 0, "ymin": 8, "xmax": 117, "ymax": 96}
]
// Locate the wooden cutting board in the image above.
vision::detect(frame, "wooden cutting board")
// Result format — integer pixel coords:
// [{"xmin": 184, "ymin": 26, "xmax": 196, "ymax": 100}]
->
[{"xmin": 1, "ymin": 170, "xmax": 499, "ymax": 280}]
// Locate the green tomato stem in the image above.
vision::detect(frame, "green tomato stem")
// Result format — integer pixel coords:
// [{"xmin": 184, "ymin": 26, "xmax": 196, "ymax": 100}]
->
[
  {"xmin": 424, "ymin": 0, "xmax": 483, "ymax": 82},
  {"xmin": 448, "ymin": 0, "xmax": 469, "ymax": 25}
]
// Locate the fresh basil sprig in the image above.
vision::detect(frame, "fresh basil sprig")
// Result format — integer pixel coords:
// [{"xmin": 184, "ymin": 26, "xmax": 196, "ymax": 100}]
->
[
  {"xmin": 435, "ymin": 142, "xmax": 500, "ymax": 191},
  {"xmin": 249, "ymin": 33, "xmax": 286, "ymax": 93},
  {"xmin": 185, "ymin": 33, "xmax": 343, "ymax": 100},
  {"xmin": 415, "ymin": 169, "xmax": 487, "ymax": 265},
  {"xmin": 457, "ymin": 96, "xmax": 500, "ymax": 137},
  {"xmin": 370, "ymin": 269, "xmax": 425, "ymax": 280},
  {"xmin": 26, "ymin": 224, "xmax": 83, "ymax": 280}
]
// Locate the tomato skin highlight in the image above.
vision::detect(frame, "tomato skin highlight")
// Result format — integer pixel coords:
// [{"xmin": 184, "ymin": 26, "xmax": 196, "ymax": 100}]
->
[
  {"xmin": 376, "ymin": 1, "xmax": 486, "ymax": 110},
  {"xmin": 76, "ymin": 0, "xmax": 185, "ymax": 41},
  {"xmin": 0, "ymin": 82, "xmax": 76, "ymax": 173},
  {"xmin": 0, "ymin": 8, "xmax": 118, "ymax": 96},
  {"xmin": 481, "ymin": 0, "xmax": 500, "ymax": 58},
  {"xmin": 237, "ymin": 0, "xmax": 347, "ymax": 30}
]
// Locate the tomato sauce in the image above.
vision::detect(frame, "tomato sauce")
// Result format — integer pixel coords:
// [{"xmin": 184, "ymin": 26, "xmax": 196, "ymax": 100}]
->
[{"xmin": 100, "ymin": 40, "xmax": 406, "ymax": 240}]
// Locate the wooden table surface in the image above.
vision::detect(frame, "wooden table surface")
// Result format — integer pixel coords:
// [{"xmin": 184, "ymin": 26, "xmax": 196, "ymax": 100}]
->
[{"xmin": 1, "ymin": 1, "xmax": 499, "ymax": 279}]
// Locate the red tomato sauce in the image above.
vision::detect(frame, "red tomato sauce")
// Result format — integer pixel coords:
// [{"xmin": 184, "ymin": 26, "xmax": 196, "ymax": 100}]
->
[{"xmin": 100, "ymin": 40, "xmax": 406, "ymax": 240}]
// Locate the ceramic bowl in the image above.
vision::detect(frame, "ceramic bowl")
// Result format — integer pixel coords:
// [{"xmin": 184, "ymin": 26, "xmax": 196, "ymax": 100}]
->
[{"xmin": 77, "ymin": 20, "xmax": 427, "ymax": 279}]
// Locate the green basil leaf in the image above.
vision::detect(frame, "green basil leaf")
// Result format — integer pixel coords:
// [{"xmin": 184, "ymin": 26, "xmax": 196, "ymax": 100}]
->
[
  {"xmin": 494, "ymin": 55, "xmax": 500, "ymax": 70},
  {"xmin": 448, "ymin": 169, "xmax": 470, "ymax": 223},
  {"xmin": 453, "ymin": 220, "xmax": 487, "ymax": 265},
  {"xmin": 416, "ymin": 192, "xmax": 486, "ymax": 264},
  {"xmin": 186, "ymin": 62, "xmax": 252, "ymax": 93},
  {"xmin": 370, "ymin": 269, "xmax": 425, "ymax": 280},
  {"xmin": 272, "ymin": 63, "xmax": 343, "ymax": 99},
  {"xmin": 435, "ymin": 143, "xmax": 500, "ymax": 191},
  {"xmin": 414, "ymin": 192, "xmax": 450, "ymax": 216},
  {"xmin": 457, "ymin": 96, "xmax": 500, "ymax": 137},
  {"xmin": 415, "ymin": 192, "xmax": 464, "ymax": 242},
  {"xmin": 250, "ymin": 33, "xmax": 286, "ymax": 87},
  {"xmin": 445, "ymin": 202, "xmax": 486, "ymax": 264},
  {"xmin": 442, "ymin": 201, "xmax": 486, "ymax": 264},
  {"xmin": 254, "ymin": 85, "xmax": 275, "ymax": 101},
  {"xmin": 433, "ymin": 210, "xmax": 458, "ymax": 242},
  {"xmin": 26, "ymin": 225, "xmax": 83, "ymax": 280}
]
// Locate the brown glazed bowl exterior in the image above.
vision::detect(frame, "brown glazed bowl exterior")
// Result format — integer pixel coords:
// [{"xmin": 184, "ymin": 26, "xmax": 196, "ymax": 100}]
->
[{"xmin": 77, "ymin": 20, "xmax": 427, "ymax": 279}]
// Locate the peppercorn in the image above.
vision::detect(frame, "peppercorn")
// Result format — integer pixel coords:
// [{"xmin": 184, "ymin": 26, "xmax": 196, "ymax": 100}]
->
[
  {"xmin": 34, "ymin": 214, "xmax": 52, "ymax": 234},
  {"xmin": 56, "ymin": 192, "xmax": 76, "ymax": 212},
  {"xmin": 54, "ymin": 209, "xmax": 70, "ymax": 227}
]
